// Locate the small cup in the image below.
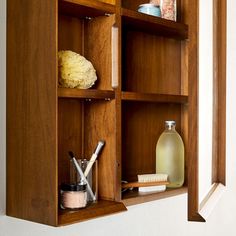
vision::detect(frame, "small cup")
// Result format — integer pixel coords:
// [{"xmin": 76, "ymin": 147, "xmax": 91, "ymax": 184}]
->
[{"xmin": 70, "ymin": 158, "xmax": 98, "ymax": 202}]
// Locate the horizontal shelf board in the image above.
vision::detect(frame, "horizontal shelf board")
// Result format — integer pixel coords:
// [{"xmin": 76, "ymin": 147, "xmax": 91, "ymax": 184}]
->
[
  {"xmin": 121, "ymin": 8, "xmax": 188, "ymax": 39},
  {"xmin": 122, "ymin": 187, "xmax": 187, "ymax": 206},
  {"xmin": 58, "ymin": 88, "xmax": 115, "ymax": 100},
  {"xmin": 122, "ymin": 92, "xmax": 188, "ymax": 104},
  {"xmin": 58, "ymin": 200, "xmax": 127, "ymax": 226},
  {"xmin": 59, "ymin": 0, "xmax": 115, "ymax": 18}
]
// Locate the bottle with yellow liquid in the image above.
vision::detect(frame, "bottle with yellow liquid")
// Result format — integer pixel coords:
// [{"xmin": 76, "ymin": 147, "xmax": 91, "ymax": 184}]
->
[{"xmin": 156, "ymin": 121, "xmax": 184, "ymax": 188}]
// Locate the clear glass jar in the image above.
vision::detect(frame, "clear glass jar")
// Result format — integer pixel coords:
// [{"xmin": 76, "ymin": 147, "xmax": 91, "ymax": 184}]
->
[
  {"xmin": 60, "ymin": 183, "xmax": 87, "ymax": 210},
  {"xmin": 156, "ymin": 121, "xmax": 184, "ymax": 188},
  {"xmin": 70, "ymin": 158, "xmax": 97, "ymax": 202}
]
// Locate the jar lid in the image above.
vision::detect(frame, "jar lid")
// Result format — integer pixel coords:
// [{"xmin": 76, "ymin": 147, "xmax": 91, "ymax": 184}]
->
[
  {"xmin": 61, "ymin": 182, "xmax": 86, "ymax": 192},
  {"xmin": 138, "ymin": 3, "xmax": 160, "ymax": 8}
]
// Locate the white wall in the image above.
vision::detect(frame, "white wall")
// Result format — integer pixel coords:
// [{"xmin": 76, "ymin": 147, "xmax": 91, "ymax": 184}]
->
[{"xmin": 1, "ymin": 1, "xmax": 236, "ymax": 235}]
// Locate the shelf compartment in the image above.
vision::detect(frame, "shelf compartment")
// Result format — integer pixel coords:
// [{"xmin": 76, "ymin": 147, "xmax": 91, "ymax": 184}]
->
[
  {"xmin": 122, "ymin": 30, "xmax": 183, "ymax": 94},
  {"xmin": 58, "ymin": 98, "xmax": 118, "ymax": 202},
  {"xmin": 122, "ymin": 102, "xmax": 184, "ymax": 182},
  {"xmin": 58, "ymin": 13, "xmax": 115, "ymax": 90},
  {"xmin": 59, "ymin": 0, "xmax": 115, "ymax": 18},
  {"xmin": 58, "ymin": 200, "xmax": 126, "ymax": 225},
  {"xmin": 58, "ymin": 88, "xmax": 115, "ymax": 100},
  {"xmin": 122, "ymin": 187, "xmax": 187, "ymax": 206},
  {"xmin": 122, "ymin": 92, "xmax": 188, "ymax": 104},
  {"xmin": 121, "ymin": 8, "xmax": 188, "ymax": 39}
]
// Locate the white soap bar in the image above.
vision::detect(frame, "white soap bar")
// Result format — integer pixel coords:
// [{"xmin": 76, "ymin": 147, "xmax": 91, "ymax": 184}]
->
[{"xmin": 138, "ymin": 185, "xmax": 166, "ymax": 193}]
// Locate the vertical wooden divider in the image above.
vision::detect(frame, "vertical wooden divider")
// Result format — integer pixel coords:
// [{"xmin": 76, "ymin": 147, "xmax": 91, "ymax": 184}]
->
[
  {"xmin": 114, "ymin": 4, "xmax": 122, "ymax": 201},
  {"xmin": 83, "ymin": 15, "xmax": 120, "ymax": 201}
]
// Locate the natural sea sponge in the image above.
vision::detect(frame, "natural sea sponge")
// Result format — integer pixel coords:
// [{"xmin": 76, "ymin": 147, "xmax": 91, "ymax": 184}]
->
[{"xmin": 58, "ymin": 50, "xmax": 97, "ymax": 89}]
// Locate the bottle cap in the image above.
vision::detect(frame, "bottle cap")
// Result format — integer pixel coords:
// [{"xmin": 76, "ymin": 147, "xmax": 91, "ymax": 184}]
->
[{"xmin": 165, "ymin": 121, "xmax": 176, "ymax": 126}]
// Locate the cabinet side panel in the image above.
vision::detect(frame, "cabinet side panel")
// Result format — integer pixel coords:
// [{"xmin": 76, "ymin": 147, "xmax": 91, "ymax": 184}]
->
[
  {"xmin": 85, "ymin": 15, "xmax": 116, "ymax": 90},
  {"xmin": 7, "ymin": 0, "xmax": 58, "ymax": 226},
  {"xmin": 84, "ymin": 100, "xmax": 117, "ymax": 200}
]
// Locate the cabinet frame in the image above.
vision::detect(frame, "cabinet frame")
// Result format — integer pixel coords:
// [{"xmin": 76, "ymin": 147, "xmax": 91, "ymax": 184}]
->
[
  {"xmin": 187, "ymin": 0, "xmax": 227, "ymax": 222},
  {"xmin": 7, "ymin": 0, "xmax": 225, "ymax": 226}
]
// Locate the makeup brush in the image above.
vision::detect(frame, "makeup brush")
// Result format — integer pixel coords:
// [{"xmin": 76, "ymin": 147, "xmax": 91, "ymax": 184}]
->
[{"xmin": 84, "ymin": 140, "xmax": 105, "ymax": 177}]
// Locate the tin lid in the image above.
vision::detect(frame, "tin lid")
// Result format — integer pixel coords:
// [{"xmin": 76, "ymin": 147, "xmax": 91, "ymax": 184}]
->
[
  {"xmin": 61, "ymin": 182, "xmax": 86, "ymax": 192},
  {"xmin": 138, "ymin": 3, "xmax": 160, "ymax": 8}
]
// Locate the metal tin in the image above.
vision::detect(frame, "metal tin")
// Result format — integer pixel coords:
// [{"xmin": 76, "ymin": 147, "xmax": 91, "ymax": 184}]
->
[{"xmin": 138, "ymin": 4, "xmax": 161, "ymax": 17}]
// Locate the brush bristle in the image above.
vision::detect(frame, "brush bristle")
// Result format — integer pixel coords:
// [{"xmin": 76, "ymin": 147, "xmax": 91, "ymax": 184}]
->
[
  {"xmin": 138, "ymin": 174, "xmax": 168, "ymax": 183},
  {"xmin": 68, "ymin": 151, "xmax": 74, "ymax": 159}
]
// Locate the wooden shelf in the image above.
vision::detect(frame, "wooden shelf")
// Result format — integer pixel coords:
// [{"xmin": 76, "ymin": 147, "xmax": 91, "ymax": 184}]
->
[
  {"xmin": 59, "ymin": 0, "xmax": 115, "ymax": 18},
  {"xmin": 121, "ymin": 8, "xmax": 188, "ymax": 39},
  {"xmin": 122, "ymin": 187, "xmax": 187, "ymax": 206},
  {"xmin": 58, "ymin": 200, "xmax": 127, "ymax": 226},
  {"xmin": 122, "ymin": 92, "xmax": 188, "ymax": 104},
  {"xmin": 58, "ymin": 88, "xmax": 115, "ymax": 100}
]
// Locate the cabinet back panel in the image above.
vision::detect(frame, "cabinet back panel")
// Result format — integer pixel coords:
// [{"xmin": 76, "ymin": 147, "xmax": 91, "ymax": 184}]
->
[
  {"xmin": 58, "ymin": 99, "xmax": 83, "ymax": 186},
  {"xmin": 58, "ymin": 14, "xmax": 83, "ymax": 54},
  {"xmin": 58, "ymin": 14, "xmax": 115, "ymax": 90},
  {"xmin": 122, "ymin": 102, "xmax": 181, "ymax": 182},
  {"xmin": 122, "ymin": 30, "xmax": 181, "ymax": 94},
  {"xmin": 122, "ymin": 0, "xmax": 147, "ymax": 11}
]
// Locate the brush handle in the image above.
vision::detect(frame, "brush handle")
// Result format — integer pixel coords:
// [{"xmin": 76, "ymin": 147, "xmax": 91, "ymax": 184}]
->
[
  {"xmin": 122, "ymin": 181, "xmax": 169, "ymax": 189},
  {"xmin": 84, "ymin": 141, "xmax": 105, "ymax": 177},
  {"xmin": 94, "ymin": 140, "xmax": 105, "ymax": 156},
  {"xmin": 84, "ymin": 154, "xmax": 97, "ymax": 177}
]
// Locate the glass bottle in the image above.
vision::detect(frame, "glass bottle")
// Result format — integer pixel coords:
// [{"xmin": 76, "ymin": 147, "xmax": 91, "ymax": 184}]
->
[{"xmin": 156, "ymin": 121, "xmax": 184, "ymax": 188}]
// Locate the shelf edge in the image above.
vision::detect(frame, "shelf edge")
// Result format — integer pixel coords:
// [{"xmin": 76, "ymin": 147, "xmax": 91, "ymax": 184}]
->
[
  {"xmin": 121, "ymin": 8, "xmax": 188, "ymax": 39},
  {"xmin": 58, "ymin": 88, "xmax": 115, "ymax": 100},
  {"xmin": 122, "ymin": 187, "xmax": 187, "ymax": 206},
  {"xmin": 121, "ymin": 92, "xmax": 188, "ymax": 104},
  {"xmin": 58, "ymin": 200, "xmax": 127, "ymax": 226}
]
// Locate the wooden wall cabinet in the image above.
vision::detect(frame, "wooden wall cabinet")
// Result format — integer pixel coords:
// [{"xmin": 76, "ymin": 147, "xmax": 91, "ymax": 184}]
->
[{"xmin": 7, "ymin": 0, "xmax": 226, "ymax": 226}]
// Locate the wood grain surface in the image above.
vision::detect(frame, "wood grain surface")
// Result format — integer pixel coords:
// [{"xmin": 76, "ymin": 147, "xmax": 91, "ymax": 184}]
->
[
  {"xmin": 7, "ymin": 0, "xmax": 207, "ymax": 225},
  {"xmin": 58, "ymin": 200, "xmax": 127, "ymax": 225},
  {"xmin": 122, "ymin": 30, "xmax": 182, "ymax": 94},
  {"xmin": 122, "ymin": 187, "xmax": 187, "ymax": 206},
  {"xmin": 7, "ymin": 0, "xmax": 58, "ymax": 226},
  {"xmin": 122, "ymin": 8, "xmax": 188, "ymax": 39}
]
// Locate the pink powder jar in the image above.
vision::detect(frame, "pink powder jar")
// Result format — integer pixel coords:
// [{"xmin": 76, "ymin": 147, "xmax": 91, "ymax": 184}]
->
[{"xmin": 60, "ymin": 183, "xmax": 87, "ymax": 210}]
